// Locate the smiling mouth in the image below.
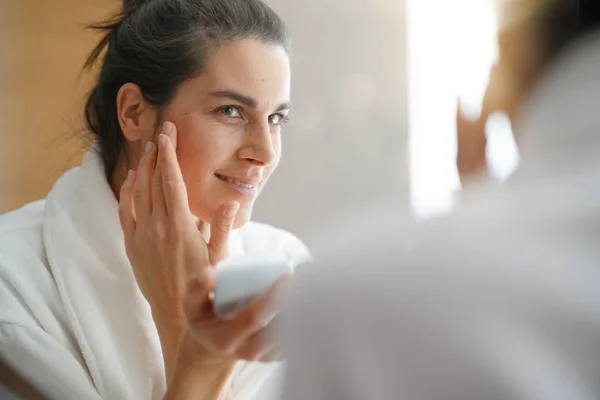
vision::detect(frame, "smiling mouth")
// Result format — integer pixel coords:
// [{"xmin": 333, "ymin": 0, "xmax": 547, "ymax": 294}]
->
[{"xmin": 214, "ymin": 173, "xmax": 257, "ymax": 190}]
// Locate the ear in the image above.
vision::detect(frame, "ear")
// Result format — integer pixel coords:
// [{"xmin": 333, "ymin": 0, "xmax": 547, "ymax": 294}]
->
[{"xmin": 116, "ymin": 83, "xmax": 157, "ymax": 143}]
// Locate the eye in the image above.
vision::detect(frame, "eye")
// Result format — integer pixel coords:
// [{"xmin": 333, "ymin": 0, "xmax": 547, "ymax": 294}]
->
[
  {"xmin": 269, "ymin": 113, "xmax": 290, "ymax": 126},
  {"xmin": 217, "ymin": 105, "xmax": 242, "ymax": 119}
]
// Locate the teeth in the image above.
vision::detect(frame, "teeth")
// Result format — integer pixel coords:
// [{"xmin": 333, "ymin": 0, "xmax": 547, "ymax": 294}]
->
[{"xmin": 217, "ymin": 174, "xmax": 255, "ymax": 189}]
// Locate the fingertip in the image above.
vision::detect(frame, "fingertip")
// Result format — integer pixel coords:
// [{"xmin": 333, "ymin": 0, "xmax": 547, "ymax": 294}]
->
[
  {"xmin": 162, "ymin": 121, "xmax": 174, "ymax": 135},
  {"xmin": 144, "ymin": 140, "xmax": 155, "ymax": 155},
  {"xmin": 223, "ymin": 201, "xmax": 240, "ymax": 218},
  {"xmin": 126, "ymin": 169, "xmax": 136, "ymax": 183},
  {"xmin": 162, "ymin": 121, "xmax": 177, "ymax": 147},
  {"xmin": 157, "ymin": 134, "xmax": 173, "ymax": 168},
  {"xmin": 158, "ymin": 133, "xmax": 169, "ymax": 150}
]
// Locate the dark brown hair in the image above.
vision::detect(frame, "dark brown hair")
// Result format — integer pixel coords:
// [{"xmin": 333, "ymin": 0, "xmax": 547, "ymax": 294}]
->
[{"xmin": 536, "ymin": 0, "xmax": 599, "ymax": 67}]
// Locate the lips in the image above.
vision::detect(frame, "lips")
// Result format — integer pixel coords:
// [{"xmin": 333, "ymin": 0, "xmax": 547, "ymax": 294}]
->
[{"xmin": 214, "ymin": 173, "xmax": 259, "ymax": 190}]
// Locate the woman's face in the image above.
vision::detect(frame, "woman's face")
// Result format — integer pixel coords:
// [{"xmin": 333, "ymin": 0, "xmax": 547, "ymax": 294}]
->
[{"xmin": 160, "ymin": 39, "xmax": 291, "ymax": 228}]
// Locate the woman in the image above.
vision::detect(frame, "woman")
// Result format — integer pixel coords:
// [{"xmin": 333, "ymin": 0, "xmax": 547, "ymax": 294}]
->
[{"xmin": 0, "ymin": 0, "xmax": 309, "ymax": 399}]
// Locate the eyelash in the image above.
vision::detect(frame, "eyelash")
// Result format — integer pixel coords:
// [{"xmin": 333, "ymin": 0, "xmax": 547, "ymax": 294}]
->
[
  {"xmin": 273, "ymin": 114, "xmax": 291, "ymax": 126},
  {"xmin": 216, "ymin": 105, "xmax": 290, "ymax": 126}
]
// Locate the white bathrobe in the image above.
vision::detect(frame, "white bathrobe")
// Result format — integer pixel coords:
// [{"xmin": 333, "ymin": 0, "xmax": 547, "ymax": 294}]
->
[
  {"xmin": 282, "ymin": 31, "xmax": 600, "ymax": 400},
  {"xmin": 0, "ymin": 148, "xmax": 310, "ymax": 400}
]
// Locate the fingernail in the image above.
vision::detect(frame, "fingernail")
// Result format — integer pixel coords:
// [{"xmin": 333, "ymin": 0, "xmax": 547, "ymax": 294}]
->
[
  {"xmin": 158, "ymin": 134, "xmax": 168, "ymax": 149},
  {"xmin": 162, "ymin": 121, "xmax": 174, "ymax": 134},
  {"xmin": 144, "ymin": 141, "xmax": 154, "ymax": 154},
  {"xmin": 126, "ymin": 169, "xmax": 133, "ymax": 181}
]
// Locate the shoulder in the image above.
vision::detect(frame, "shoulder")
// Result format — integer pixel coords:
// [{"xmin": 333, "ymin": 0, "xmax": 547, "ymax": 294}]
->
[
  {"xmin": 284, "ymin": 207, "xmax": 600, "ymax": 399},
  {"xmin": 0, "ymin": 200, "xmax": 47, "ymax": 267},
  {"xmin": 0, "ymin": 200, "xmax": 45, "ymax": 235},
  {"xmin": 284, "ymin": 194, "xmax": 517, "ymax": 330},
  {"xmin": 238, "ymin": 221, "xmax": 311, "ymax": 265},
  {"xmin": 0, "ymin": 200, "xmax": 60, "ymax": 327},
  {"xmin": 287, "ymin": 187, "xmax": 600, "ymax": 338}
]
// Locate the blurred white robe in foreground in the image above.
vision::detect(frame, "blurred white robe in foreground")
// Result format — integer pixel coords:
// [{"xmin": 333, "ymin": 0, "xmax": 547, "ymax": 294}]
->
[{"xmin": 281, "ymin": 31, "xmax": 600, "ymax": 400}]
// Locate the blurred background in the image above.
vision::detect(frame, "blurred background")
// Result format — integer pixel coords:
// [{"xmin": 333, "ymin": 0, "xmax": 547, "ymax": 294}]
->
[
  {"xmin": 0, "ymin": 0, "xmax": 517, "ymax": 244},
  {"xmin": 0, "ymin": 0, "xmax": 116, "ymax": 212}
]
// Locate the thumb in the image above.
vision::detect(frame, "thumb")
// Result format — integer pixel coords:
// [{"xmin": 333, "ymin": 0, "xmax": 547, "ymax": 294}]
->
[{"xmin": 208, "ymin": 201, "xmax": 240, "ymax": 265}]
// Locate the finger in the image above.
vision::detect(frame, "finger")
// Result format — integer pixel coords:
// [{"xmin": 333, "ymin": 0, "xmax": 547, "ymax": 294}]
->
[
  {"xmin": 208, "ymin": 202, "xmax": 240, "ymax": 265},
  {"xmin": 158, "ymin": 130, "xmax": 189, "ymax": 219},
  {"xmin": 221, "ymin": 275, "xmax": 291, "ymax": 347},
  {"xmin": 162, "ymin": 121, "xmax": 177, "ymax": 150},
  {"xmin": 237, "ymin": 313, "xmax": 282, "ymax": 361},
  {"xmin": 134, "ymin": 141, "xmax": 157, "ymax": 221},
  {"xmin": 152, "ymin": 126, "xmax": 174, "ymax": 217},
  {"xmin": 151, "ymin": 159, "xmax": 166, "ymax": 217},
  {"xmin": 118, "ymin": 169, "xmax": 137, "ymax": 237},
  {"xmin": 155, "ymin": 122, "xmax": 177, "ymax": 217},
  {"xmin": 182, "ymin": 268, "xmax": 215, "ymax": 325},
  {"xmin": 235, "ymin": 327, "xmax": 271, "ymax": 361}
]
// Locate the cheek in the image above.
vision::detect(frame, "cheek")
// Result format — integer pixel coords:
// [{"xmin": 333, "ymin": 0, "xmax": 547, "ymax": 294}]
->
[
  {"xmin": 259, "ymin": 160, "xmax": 280, "ymax": 190},
  {"xmin": 172, "ymin": 119, "xmax": 222, "ymax": 194},
  {"xmin": 274, "ymin": 135, "xmax": 282, "ymax": 156},
  {"xmin": 258, "ymin": 135, "xmax": 282, "ymax": 184},
  {"xmin": 177, "ymin": 134, "xmax": 215, "ymax": 178}
]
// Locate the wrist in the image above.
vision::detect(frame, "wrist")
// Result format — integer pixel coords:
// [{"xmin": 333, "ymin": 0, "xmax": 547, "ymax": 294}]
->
[
  {"xmin": 176, "ymin": 330, "xmax": 235, "ymax": 371},
  {"xmin": 166, "ymin": 331, "xmax": 236, "ymax": 400},
  {"xmin": 153, "ymin": 311, "xmax": 187, "ymax": 356},
  {"xmin": 153, "ymin": 307, "xmax": 186, "ymax": 332},
  {"xmin": 166, "ymin": 364, "xmax": 235, "ymax": 400},
  {"xmin": 152, "ymin": 309, "xmax": 187, "ymax": 383}
]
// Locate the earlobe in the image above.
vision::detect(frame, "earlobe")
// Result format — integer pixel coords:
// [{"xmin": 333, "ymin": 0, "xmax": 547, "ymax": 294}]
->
[{"xmin": 116, "ymin": 83, "xmax": 155, "ymax": 142}]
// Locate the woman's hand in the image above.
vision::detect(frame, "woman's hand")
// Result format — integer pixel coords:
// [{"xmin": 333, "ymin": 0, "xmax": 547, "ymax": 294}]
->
[
  {"xmin": 118, "ymin": 121, "xmax": 239, "ymax": 380},
  {"xmin": 180, "ymin": 268, "xmax": 291, "ymax": 366},
  {"xmin": 162, "ymin": 276, "xmax": 289, "ymax": 400}
]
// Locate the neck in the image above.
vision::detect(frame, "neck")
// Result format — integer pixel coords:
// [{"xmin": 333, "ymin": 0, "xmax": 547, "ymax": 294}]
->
[{"xmin": 110, "ymin": 154, "xmax": 135, "ymax": 202}]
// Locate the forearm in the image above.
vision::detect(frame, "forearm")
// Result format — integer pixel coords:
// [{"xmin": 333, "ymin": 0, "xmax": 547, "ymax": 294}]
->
[
  {"xmin": 165, "ymin": 362, "xmax": 234, "ymax": 400},
  {"xmin": 153, "ymin": 308, "xmax": 188, "ymax": 384}
]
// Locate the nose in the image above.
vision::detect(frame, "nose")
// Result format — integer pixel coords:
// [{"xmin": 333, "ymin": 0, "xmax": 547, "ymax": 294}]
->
[{"xmin": 238, "ymin": 121, "xmax": 278, "ymax": 167}]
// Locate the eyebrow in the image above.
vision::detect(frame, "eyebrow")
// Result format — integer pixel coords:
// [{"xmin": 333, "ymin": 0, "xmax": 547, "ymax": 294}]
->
[{"xmin": 209, "ymin": 90, "xmax": 292, "ymax": 112}]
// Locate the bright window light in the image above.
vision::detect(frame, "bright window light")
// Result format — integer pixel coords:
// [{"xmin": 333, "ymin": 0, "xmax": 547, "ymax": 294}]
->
[{"xmin": 407, "ymin": 0, "xmax": 504, "ymax": 219}]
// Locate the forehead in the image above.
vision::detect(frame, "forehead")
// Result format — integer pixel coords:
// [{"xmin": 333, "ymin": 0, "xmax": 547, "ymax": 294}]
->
[{"xmin": 182, "ymin": 39, "xmax": 291, "ymax": 106}]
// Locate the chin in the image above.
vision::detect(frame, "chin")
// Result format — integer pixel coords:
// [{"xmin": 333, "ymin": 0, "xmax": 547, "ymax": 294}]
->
[{"xmin": 190, "ymin": 200, "xmax": 254, "ymax": 229}]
